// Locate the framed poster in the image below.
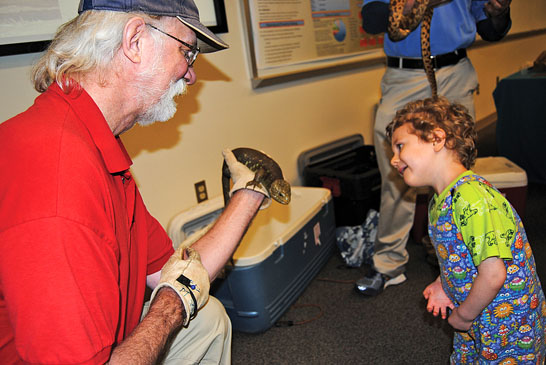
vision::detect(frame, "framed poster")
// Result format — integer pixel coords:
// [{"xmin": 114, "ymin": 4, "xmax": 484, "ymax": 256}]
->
[
  {"xmin": 195, "ymin": 0, "xmax": 228, "ymax": 34},
  {"xmin": 242, "ymin": 0, "xmax": 385, "ymax": 88},
  {"xmin": 0, "ymin": 0, "xmax": 79, "ymax": 57},
  {"xmin": 0, "ymin": 0, "xmax": 228, "ymax": 57}
]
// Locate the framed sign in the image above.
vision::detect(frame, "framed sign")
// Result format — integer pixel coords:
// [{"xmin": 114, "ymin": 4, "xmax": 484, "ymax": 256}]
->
[
  {"xmin": 242, "ymin": 0, "xmax": 385, "ymax": 88},
  {"xmin": 0, "ymin": 0, "xmax": 228, "ymax": 57},
  {"xmin": 195, "ymin": 0, "xmax": 228, "ymax": 34},
  {"xmin": 0, "ymin": 0, "xmax": 79, "ymax": 57}
]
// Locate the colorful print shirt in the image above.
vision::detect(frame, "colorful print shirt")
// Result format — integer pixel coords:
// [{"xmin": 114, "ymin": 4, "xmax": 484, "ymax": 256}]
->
[{"xmin": 428, "ymin": 171, "xmax": 546, "ymax": 364}]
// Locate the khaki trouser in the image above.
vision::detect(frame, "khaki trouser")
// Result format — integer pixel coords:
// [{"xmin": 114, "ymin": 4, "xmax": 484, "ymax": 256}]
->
[
  {"xmin": 372, "ymin": 58, "xmax": 478, "ymax": 278},
  {"xmin": 142, "ymin": 296, "xmax": 232, "ymax": 364}
]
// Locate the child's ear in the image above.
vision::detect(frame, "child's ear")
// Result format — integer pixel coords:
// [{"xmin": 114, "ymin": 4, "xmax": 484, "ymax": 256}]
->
[{"xmin": 431, "ymin": 128, "xmax": 446, "ymax": 152}]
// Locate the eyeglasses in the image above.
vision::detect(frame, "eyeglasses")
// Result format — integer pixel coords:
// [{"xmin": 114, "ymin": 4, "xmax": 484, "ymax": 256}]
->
[{"xmin": 146, "ymin": 23, "xmax": 200, "ymax": 67}]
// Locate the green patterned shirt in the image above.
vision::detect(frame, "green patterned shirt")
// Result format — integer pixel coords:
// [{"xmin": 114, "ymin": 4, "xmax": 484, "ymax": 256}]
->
[{"xmin": 429, "ymin": 171, "xmax": 516, "ymax": 266}]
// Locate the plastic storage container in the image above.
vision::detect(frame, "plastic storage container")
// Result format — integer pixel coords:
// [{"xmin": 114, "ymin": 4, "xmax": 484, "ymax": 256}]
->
[
  {"xmin": 298, "ymin": 134, "xmax": 381, "ymax": 226},
  {"xmin": 168, "ymin": 186, "xmax": 336, "ymax": 333}
]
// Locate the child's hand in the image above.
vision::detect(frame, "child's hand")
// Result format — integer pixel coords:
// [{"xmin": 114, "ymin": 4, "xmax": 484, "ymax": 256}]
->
[
  {"xmin": 448, "ymin": 307, "xmax": 474, "ymax": 332},
  {"xmin": 423, "ymin": 277, "xmax": 455, "ymax": 319}
]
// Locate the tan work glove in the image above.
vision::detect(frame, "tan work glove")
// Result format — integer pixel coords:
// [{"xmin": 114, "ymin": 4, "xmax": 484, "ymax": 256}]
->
[
  {"xmin": 150, "ymin": 247, "xmax": 210, "ymax": 326},
  {"xmin": 222, "ymin": 148, "xmax": 271, "ymax": 209}
]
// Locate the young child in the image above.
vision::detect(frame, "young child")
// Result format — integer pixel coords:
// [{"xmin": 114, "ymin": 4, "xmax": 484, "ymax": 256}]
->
[{"xmin": 386, "ymin": 96, "xmax": 546, "ymax": 363}]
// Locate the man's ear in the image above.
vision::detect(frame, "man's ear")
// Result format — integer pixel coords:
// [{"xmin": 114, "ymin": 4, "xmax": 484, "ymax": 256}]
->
[
  {"xmin": 431, "ymin": 127, "xmax": 446, "ymax": 152},
  {"xmin": 121, "ymin": 17, "xmax": 148, "ymax": 63}
]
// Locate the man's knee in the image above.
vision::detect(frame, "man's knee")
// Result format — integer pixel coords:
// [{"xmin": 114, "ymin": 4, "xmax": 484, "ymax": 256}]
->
[
  {"xmin": 162, "ymin": 296, "xmax": 232, "ymax": 364},
  {"xmin": 191, "ymin": 296, "xmax": 231, "ymax": 338}
]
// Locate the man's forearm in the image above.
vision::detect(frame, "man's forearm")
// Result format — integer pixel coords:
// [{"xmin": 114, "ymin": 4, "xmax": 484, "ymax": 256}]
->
[
  {"xmin": 477, "ymin": 3, "xmax": 511, "ymax": 41},
  {"xmin": 192, "ymin": 189, "xmax": 264, "ymax": 281},
  {"xmin": 109, "ymin": 289, "xmax": 184, "ymax": 364},
  {"xmin": 489, "ymin": 7, "xmax": 511, "ymax": 34}
]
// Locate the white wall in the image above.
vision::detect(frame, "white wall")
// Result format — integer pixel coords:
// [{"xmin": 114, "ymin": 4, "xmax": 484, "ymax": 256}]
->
[{"xmin": 1, "ymin": 1, "xmax": 545, "ymax": 229}]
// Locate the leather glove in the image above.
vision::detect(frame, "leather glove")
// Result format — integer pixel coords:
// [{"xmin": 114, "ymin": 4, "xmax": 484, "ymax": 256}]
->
[
  {"xmin": 150, "ymin": 247, "xmax": 210, "ymax": 326},
  {"xmin": 222, "ymin": 148, "xmax": 271, "ymax": 209}
]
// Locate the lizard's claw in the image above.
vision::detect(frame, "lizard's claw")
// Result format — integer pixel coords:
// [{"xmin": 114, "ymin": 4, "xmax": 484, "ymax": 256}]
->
[{"xmin": 245, "ymin": 180, "xmax": 264, "ymax": 191}]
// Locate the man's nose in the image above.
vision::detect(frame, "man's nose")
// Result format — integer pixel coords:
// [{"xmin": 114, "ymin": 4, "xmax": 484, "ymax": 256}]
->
[{"xmin": 184, "ymin": 66, "xmax": 196, "ymax": 85}]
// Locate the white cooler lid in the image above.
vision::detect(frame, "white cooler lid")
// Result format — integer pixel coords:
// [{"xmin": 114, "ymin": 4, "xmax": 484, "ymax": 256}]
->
[
  {"xmin": 473, "ymin": 156, "xmax": 527, "ymax": 188},
  {"xmin": 168, "ymin": 186, "xmax": 332, "ymax": 267}
]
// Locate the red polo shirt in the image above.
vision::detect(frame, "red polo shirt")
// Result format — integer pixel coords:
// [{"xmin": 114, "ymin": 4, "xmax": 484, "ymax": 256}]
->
[{"xmin": 0, "ymin": 83, "xmax": 174, "ymax": 364}]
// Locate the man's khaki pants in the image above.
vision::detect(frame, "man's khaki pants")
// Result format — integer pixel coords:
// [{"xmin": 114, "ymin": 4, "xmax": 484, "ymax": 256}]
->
[{"xmin": 372, "ymin": 58, "xmax": 478, "ymax": 278}]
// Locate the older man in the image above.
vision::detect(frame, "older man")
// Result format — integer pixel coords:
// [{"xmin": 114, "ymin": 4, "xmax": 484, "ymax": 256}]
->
[{"xmin": 0, "ymin": 1, "xmax": 266, "ymax": 363}]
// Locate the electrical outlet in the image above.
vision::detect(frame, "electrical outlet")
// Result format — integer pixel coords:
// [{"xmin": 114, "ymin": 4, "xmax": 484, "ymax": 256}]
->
[{"xmin": 194, "ymin": 180, "xmax": 208, "ymax": 203}]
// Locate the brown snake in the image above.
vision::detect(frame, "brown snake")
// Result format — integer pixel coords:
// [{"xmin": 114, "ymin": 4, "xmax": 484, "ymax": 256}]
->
[{"xmin": 387, "ymin": 0, "xmax": 437, "ymax": 98}]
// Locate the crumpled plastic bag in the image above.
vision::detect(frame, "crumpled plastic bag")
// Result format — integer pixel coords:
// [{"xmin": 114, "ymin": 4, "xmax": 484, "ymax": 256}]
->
[{"xmin": 335, "ymin": 209, "xmax": 379, "ymax": 267}]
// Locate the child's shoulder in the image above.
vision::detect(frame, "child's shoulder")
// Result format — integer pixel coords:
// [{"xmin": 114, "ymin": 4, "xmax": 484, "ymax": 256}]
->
[
  {"xmin": 454, "ymin": 174, "xmax": 515, "ymax": 220},
  {"xmin": 452, "ymin": 174, "xmax": 496, "ymax": 204}
]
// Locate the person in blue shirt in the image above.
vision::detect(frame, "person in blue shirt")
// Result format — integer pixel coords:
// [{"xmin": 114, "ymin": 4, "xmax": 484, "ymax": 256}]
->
[{"xmin": 355, "ymin": 0, "xmax": 512, "ymax": 296}]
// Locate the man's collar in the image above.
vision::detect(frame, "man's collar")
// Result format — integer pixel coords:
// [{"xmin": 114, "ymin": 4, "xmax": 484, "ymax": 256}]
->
[{"xmin": 49, "ymin": 83, "xmax": 133, "ymax": 174}]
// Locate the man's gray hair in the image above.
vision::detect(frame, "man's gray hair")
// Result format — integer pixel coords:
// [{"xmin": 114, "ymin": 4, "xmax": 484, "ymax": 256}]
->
[{"xmin": 32, "ymin": 10, "xmax": 162, "ymax": 93}]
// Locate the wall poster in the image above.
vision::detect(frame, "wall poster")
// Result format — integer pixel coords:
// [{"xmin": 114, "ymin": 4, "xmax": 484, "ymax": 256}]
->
[
  {"xmin": 243, "ymin": 0, "xmax": 385, "ymax": 88},
  {"xmin": 0, "ymin": 0, "xmax": 78, "ymax": 56}
]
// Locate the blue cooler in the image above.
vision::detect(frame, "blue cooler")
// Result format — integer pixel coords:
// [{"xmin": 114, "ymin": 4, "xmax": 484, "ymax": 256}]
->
[{"xmin": 168, "ymin": 186, "xmax": 336, "ymax": 333}]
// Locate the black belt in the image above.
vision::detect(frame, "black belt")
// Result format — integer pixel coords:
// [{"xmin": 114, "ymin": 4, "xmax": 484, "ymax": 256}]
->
[{"xmin": 387, "ymin": 48, "xmax": 467, "ymax": 70}]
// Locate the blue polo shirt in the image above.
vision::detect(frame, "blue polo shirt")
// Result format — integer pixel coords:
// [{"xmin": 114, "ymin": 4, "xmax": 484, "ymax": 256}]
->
[{"xmin": 362, "ymin": 0, "xmax": 489, "ymax": 57}]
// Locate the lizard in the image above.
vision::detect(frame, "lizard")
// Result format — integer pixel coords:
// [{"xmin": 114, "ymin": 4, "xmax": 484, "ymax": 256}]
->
[{"xmin": 222, "ymin": 147, "xmax": 291, "ymax": 207}]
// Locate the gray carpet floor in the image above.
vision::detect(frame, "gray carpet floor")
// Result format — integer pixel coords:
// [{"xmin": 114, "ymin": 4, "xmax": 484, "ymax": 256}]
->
[
  {"xmin": 231, "ymin": 183, "xmax": 545, "ymax": 365},
  {"xmin": 230, "ymin": 123, "xmax": 546, "ymax": 364}
]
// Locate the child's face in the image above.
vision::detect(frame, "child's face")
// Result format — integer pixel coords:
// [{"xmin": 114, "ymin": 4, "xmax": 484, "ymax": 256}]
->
[{"xmin": 390, "ymin": 123, "xmax": 436, "ymax": 188}]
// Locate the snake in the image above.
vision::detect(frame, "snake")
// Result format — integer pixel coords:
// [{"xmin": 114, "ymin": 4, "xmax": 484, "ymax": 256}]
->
[{"xmin": 387, "ymin": 0, "xmax": 437, "ymax": 99}]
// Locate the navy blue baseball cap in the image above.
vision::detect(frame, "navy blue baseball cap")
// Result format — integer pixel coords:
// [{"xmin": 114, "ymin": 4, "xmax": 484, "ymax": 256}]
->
[{"xmin": 78, "ymin": 0, "xmax": 228, "ymax": 52}]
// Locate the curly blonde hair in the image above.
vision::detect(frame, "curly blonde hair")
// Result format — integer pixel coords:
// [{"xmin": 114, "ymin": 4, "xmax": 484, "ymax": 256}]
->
[{"xmin": 386, "ymin": 96, "xmax": 477, "ymax": 169}]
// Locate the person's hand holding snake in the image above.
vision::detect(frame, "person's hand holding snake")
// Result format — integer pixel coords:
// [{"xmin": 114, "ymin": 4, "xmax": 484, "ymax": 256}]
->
[{"xmin": 485, "ymin": 0, "xmax": 511, "ymax": 18}]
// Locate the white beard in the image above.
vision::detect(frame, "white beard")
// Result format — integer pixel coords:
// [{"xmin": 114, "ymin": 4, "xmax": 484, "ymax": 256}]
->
[{"xmin": 136, "ymin": 78, "xmax": 187, "ymax": 127}]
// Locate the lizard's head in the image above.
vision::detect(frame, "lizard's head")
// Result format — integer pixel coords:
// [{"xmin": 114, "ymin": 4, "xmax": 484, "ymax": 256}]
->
[{"xmin": 270, "ymin": 179, "xmax": 291, "ymax": 204}]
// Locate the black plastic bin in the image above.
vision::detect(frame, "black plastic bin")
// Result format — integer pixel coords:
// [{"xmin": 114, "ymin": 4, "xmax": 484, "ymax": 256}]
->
[{"xmin": 298, "ymin": 135, "xmax": 381, "ymax": 226}]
